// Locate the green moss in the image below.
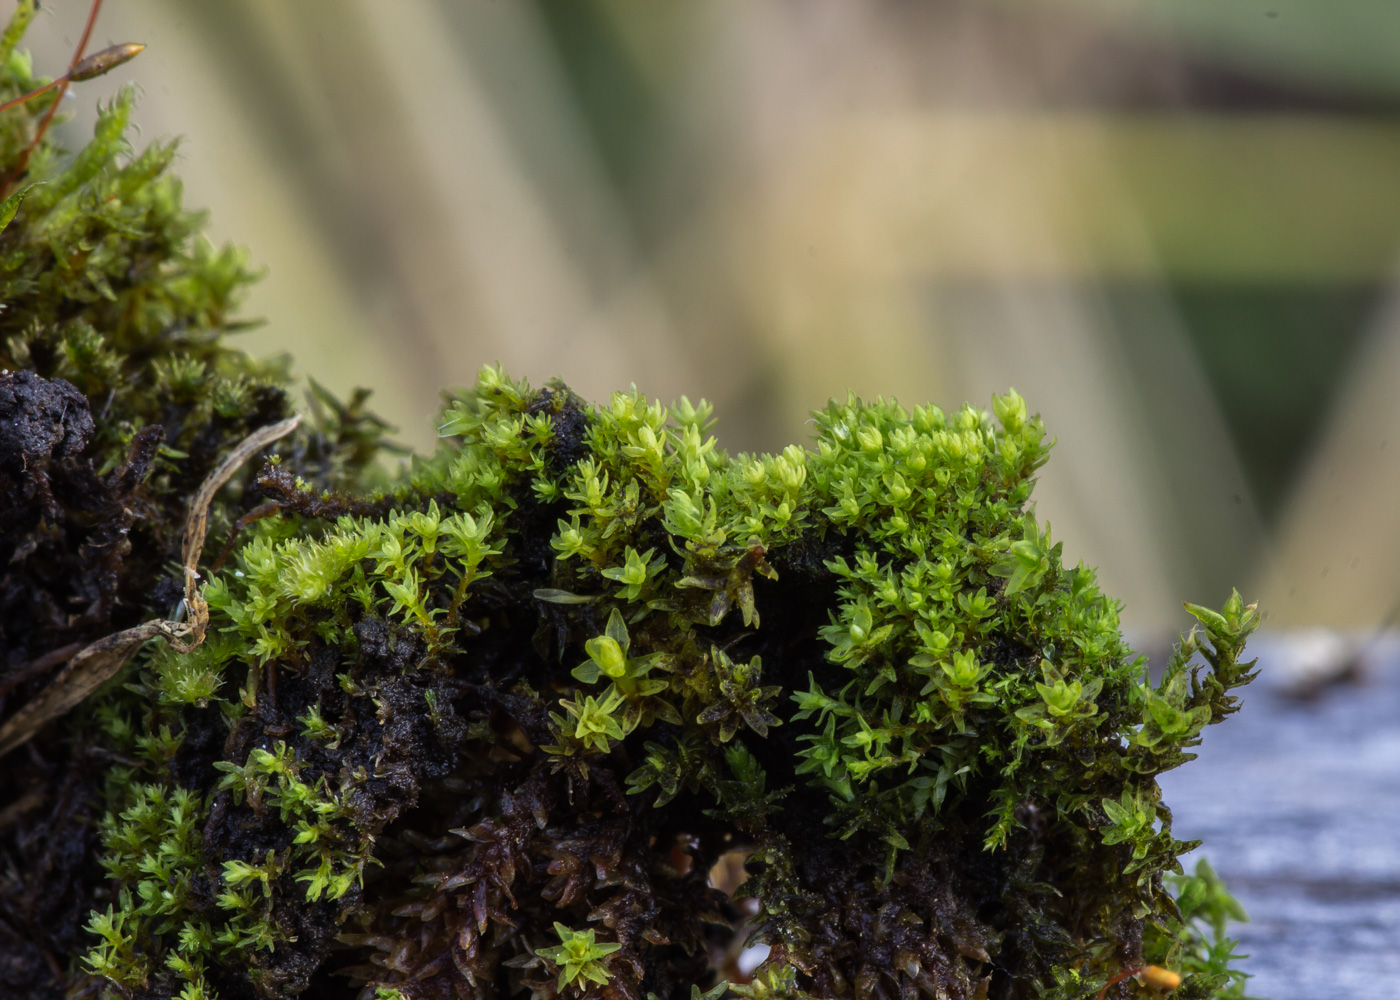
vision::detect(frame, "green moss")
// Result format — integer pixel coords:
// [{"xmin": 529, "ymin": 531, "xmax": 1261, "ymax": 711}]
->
[
  {"xmin": 0, "ymin": 7, "xmax": 1257, "ymax": 1000},
  {"xmin": 68, "ymin": 367, "xmax": 1256, "ymax": 999},
  {"xmin": 538, "ymin": 922, "xmax": 625, "ymax": 990}
]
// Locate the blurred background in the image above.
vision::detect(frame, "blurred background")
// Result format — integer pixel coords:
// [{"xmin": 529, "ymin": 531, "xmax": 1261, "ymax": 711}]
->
[{"xmin": 18, "ymin": 0, "xmax": 1400, "ymax": 634}]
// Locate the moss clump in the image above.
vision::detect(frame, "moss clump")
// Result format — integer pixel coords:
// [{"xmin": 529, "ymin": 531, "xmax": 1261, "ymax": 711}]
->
[
  {"xmin": 0, "ymin": 8, "xmax": 1257, "ymax": 1000},
  {"xmin": 0, "ymin": 11, "xmax": 387, "ymax": 995},
  {"xmin": 65, "ymin": 369, "xmax": 1255, "ymax": 1000}
]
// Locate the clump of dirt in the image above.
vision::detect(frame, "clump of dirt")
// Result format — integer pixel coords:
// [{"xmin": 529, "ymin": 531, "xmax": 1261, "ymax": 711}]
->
[{"xmin": 0, "ymin": 371, "xmax": 165, "ymax": 700}]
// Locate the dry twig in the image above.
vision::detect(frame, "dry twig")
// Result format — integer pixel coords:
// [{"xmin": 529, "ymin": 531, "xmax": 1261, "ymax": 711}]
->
[{"xmin": 0, "ymin": 414, "xmax": 301, "ymax": 757}]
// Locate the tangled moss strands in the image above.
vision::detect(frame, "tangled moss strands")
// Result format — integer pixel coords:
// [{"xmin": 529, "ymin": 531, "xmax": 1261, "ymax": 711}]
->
[{"xmin": 0, "ymin": 7, "xmax": 1258, "ymax": 1000}]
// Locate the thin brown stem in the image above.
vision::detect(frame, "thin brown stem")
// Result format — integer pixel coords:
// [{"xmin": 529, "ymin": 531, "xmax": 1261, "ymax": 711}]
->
[
  {"xmin": 2, "ymin": 0, "xmax": 104, "ymax": 194},
  {"xmin": 0, "ymin": 77, "xmax": 60, "ymax": 116},
  {"xmin": 1094, "ymin": 967, "xmax": 1141, "ymax": 1000},
  {"xmin": 73, "ymin": 0, "xmax": 106, "ymax": 69}
]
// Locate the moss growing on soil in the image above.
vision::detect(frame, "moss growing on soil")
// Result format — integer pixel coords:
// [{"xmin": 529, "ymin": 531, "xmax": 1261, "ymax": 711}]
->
[{"xmin": 0, "ymin": 10, "xmax": 1257, "ymax": 1000}]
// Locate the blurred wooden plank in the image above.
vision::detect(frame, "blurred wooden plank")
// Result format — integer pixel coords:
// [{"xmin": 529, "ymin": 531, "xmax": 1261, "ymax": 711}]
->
[
  {"xmin": 1160, "ymin": 635, "xmax": 1400, "ymax": 998},
  {"xmin": 1258, "ymin": 321, "xmax": 1400, "ymax": 627}
]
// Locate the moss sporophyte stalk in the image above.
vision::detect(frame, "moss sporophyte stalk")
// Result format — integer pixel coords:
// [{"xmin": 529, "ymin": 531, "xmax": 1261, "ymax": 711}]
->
[{"xmin": 0, "ymin": 6, "xmax": 1259, "ymax": 1000}]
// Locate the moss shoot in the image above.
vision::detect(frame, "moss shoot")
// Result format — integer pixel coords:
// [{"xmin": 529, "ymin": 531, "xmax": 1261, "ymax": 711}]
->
[{"xmin": 0, "ymin": 9, "xmax": 1257, "ymax": 1000}]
